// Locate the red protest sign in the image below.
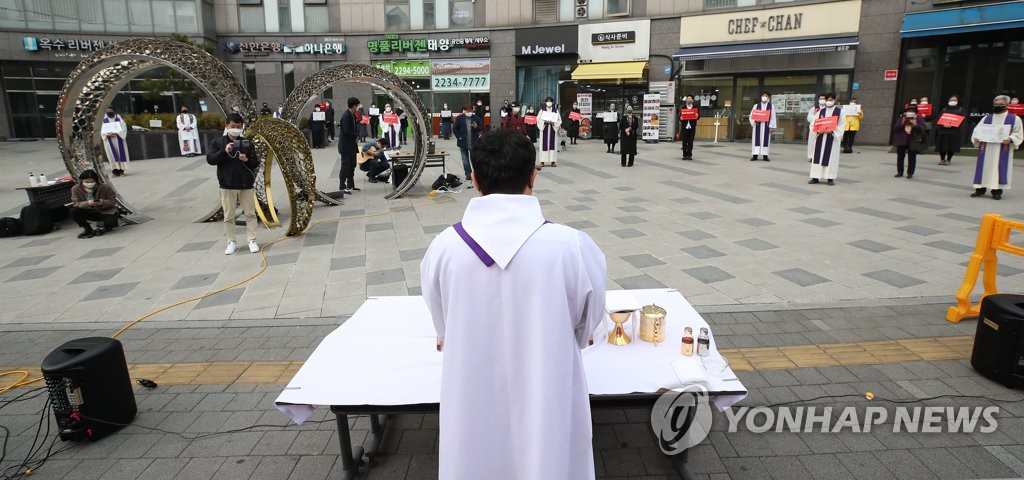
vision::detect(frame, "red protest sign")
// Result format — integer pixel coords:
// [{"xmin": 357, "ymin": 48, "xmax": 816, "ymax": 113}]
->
[
  {"xmin": 524, "ymin": 115, "xmax": 537, "ymax": 125},
  {"xmin": 750, "ymin": 109, "xmax": 770, "ymax": 122},
  {"xmin": 360, "ymin": 115, "xmax": 370, "ymax": 124},
  {"xmin": 679, "ymin": 108, "xmax": 698, "ymax": 121},
  {"xmin": 383, "ymin": 113, "xmax": 399, "ymax": 124},
  {"xmin": 1008, "ymin": 104, "xmax": 1024, "ymax": 116},
  {"xmin": 813, "ymin": 116, "xmax": 839, "ymax": 133},
  {"xmin": 917, "ymin": 104, "xmax": 933, "ymax": 117},
  {"xmin": 937, "ymin": 113, "xmax": 965, "ymax": 128},
  {"xmin": 568, "ymin": 111, "xmax": 582, "ymax": 121}
]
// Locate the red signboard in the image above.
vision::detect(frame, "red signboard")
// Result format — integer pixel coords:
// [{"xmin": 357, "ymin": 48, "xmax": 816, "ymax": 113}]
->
[
  {"xmin": 1008, "ymin": 104, "xmax": 1024, "ymax": 116},
  {"xmin": 568, "ymin": 111, "xmax": 582, "ymax": 121},
  {"xmin": 884, "ymin": 70, "xmax": 898, "ymax": 81},
  {"xmin": 679, "ymin": 108, "xmax": 698, "ymax": 121},
  {"xmin": 360, "ymin": 115, "xmax": 370, "ymax": 124},
  {"xmin": 382, "ymin": 113, "xmax": 399, "ymax": 124},
  {"xmin": 524, "ymin": 115, "xmax": 537, "ymax": 125},
  {"xmin": 916, "ymin": 103, "xmax": 933, "ymax": 117},
  {"xmin": 812, "ymin": 116, "xmax": 839, "ymax": 133},
  {"xmin": 937, "ymin": 113, "xmax": 965, "ymax": 128},
  {"xmin": 750, "ymin": 109, "xmax": 770, "ymax": 122}
]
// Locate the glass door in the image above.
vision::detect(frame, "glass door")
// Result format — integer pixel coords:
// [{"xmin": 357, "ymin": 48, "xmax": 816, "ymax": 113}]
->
[
  {"xmin": 734, "ymin": 77, "xmax": 761, "ymax": 140},
  {"xmin": 764, "ymin": 75, "xmax": 818, "ymax": 143}
]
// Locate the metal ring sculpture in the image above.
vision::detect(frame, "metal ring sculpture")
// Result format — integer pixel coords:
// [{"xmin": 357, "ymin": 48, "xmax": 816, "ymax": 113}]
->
[
  {"xmin": 281, "ymin": 64, "xmax": 430, "ymax": 200},
  {"xmin": 55, "ymin": 38, "xmax": 314, "ymax": 235}
]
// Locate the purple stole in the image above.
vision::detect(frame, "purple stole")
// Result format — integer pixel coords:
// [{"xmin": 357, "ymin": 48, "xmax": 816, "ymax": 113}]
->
[
  {"xmin": 753, "ymin": 102, "xmax": 772, "ymax": 148},
  {"xmin": 383, "ymin": 122, "xmax": 398, "ymax": 147},
  {"xmin": 812, "ymin": 107, "xmax": 843, "ymax": 167},
  {"xmin": 540, "ymin": 107, "xmax": 557, "ymax": 152},
  {"xmin": 104, "ymin": 116, "xmax": 127, "ymax": 162},
  {"xmin": 453, "ymin": 221, "xmax": 552, "ymax": 267},
  {"xmin": 974, "ymin": 114, "xmax": 1015, "ymax": 185}
]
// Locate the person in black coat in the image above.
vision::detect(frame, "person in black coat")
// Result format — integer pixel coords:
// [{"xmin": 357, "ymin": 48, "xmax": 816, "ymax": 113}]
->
[
  {"xmin": 325, "ymin": 101, "xmax": 336, "ymax": 142},
  {"xmin": 566, "ymin": 102, "xmax": 581, "ymax": 145},
  {"xmin": 892, "ymin": 105, "xmax": 925, "ymax": 179},
  {"xmin": 452, "ymin": 104, "xmax": 481, "ymax": 181},
  {"xmin": 338, "ymin": 97, "xmax": 361, "ymax": 192},
  {"xmin": 368, "ymin": 104, "xmax": 380, "ymax": 140},
  {"xmin": 677, "ymin": 95, "xmax": 698, "ymax": 160},
  {"xmin": 207, "ymin": 113, "xmax": 261, "ymax": 254},
  {"xmin": 310, "ymin": 105, "xmax": 326, "ymax": 149},
  {"xmin": 935, "ymin": 95, "xmax": 966, "ymax": 165},
  {"xmin": 525, "ymin": 105, "xmax": 539, "ymax": 143},
  {"xmin": 603, "ymin": 103, "xmax": 620, "ymax": 153},
  {"xmin": 619, "ymin": 106, "xmax": 640, "ymax": 167},
  {"xmin": 396, "ymin": 107, "xmax": 408, "ymax": 146}
]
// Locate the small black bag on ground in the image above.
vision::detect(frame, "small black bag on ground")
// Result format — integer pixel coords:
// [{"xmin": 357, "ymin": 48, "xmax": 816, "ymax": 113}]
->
[
  {"xmin": 0, "ymin": 217, "xmax": 22, "ymax": 237},
  {"xmin": 431, "ymin": 174, "xmax": 463, "ymax": 191},
  {"xmin": 391, "ymin": 163, "xmax": 410, "ymax": 188},
  {"xmin": 20, "ymin": 203, "xmax": 54, "ymax": 235}
]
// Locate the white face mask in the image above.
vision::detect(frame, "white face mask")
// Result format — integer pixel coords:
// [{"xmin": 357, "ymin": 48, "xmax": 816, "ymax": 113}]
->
[
  {"xmin": 761, "ymin": 96, "xmax": 769, "ymax": 102},
  {"xmin": 948, "ymin": 101, "xmax": 958, "ymax": 106},
  {"xmin": 512, "ymin": 107, "xmax": 520, "ymax": 113},
  {"xmin": 545, "ymin": 101, "xmax": 553, "ymax": 107},
  {"xmin": 82, "ymin": 182, "xmax": 96, "ymax": 190},
  {"xmin": 825, "ymin": 100, "xmax": 835, "ymax": 108},
  {"xmin": 920, "ymin": 100, "xmax": 928, "ymax": 104},
  {"xmin": 477, "ymin": 102, "xmax": 482, "ymax": 106},
  {"xmin": 572, "ymin": 104, "xmax": 577, "ymax": 108},
  {"xmin": 227, "ymin": 128, "xmax": 243, "ymax": 137},
  {"xmin": 385, "ymin": 107, "xmax": 392, "ymax": 113},
  {"xmin": 818, "ymin": 99, "xmax": 826, "ymax": 107},
  {"xmin": 905, "ymin": 112, "xmax": 916, "ymax": 118}
]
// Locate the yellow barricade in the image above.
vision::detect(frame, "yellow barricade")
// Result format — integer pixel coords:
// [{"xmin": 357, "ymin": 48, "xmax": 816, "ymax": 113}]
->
[{"xmin": 947, "ymin": 214, "xmax": 1024, "ymax": 322}]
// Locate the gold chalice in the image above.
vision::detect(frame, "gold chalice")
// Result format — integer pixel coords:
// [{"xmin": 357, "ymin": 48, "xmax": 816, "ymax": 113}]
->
[{"xmin": 607, "ymin": 310, "xmax": 634, "ymax": 346}]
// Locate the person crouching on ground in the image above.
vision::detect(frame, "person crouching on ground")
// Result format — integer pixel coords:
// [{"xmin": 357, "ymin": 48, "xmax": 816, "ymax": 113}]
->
[
  {"xmin": 359, "ymin": 137, "xmax": 392, "ymax": 183},
  {"xmin": 70, "ymin": 170, "xmax": 118, "ymax": 239},
  {"xmin": 207, "ymin": 113, "xmax": 260, "ymax": 255}
]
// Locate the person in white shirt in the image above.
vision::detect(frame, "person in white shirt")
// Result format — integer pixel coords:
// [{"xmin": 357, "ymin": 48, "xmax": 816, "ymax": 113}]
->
[
  {"xmin": 176, "ymin": 106, "xmax": 201, "ymax": 157},
  {"xmin": 808, "ymin": 93, "xmax": 846, "ymax": 186},
  {"xmin": 970, "ymin": 95, "xmax": 1024, "ymax": 200},
  {"xmin": 750, "ymin": 91, "xmax": 778, "ymax": 161}
]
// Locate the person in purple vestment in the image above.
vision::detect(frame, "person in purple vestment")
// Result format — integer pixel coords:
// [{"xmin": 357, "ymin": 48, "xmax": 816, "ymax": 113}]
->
[{"xmin": 101, "ymin": 107, "xmax": 130, "ymax": 176}]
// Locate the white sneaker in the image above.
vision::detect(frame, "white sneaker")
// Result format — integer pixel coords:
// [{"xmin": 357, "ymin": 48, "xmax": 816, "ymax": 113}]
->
[
  {"xmin": 225, "ymin": 241, "xmax": 237, "ymax": 255},
  {"xmin": 248, "ymin": 240, "xmax": 260, "ymax": 253}
]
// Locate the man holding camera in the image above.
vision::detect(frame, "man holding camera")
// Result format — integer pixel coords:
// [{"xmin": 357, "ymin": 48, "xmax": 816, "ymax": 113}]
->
[{"xmin": 207, "ymin": 113, "xmax": 260, "ymax": 255}]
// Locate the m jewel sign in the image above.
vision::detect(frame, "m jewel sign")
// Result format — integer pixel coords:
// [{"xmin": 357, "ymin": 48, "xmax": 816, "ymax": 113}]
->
[{"xmin": 514, "ymin": 26, "xmax": 579, "ymax": 57}]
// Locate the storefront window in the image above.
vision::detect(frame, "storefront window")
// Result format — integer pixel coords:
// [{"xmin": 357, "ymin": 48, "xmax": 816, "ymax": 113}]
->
[
  {"xmin": 821, "ymin": 73, "xmax": 850, "ymax": 103},
  {"xmin": 941, "ymin": 45, "xmax": 971, "ymax": 107},
  {"xmin": 517, "ymin": 65, "xmax": 564, "ymax": 107},
  {"xmin": 968, "ymin": 43, "xmax": 1007, "ymax": 115},
  {"xmin": 900, "ymin": 47, "xmax": 937, "ymax": 105},
  {"xmin": 764, "ymin": 75, "xmax": 817, "ymax": 142},
  {"xmin": 386, "ymin": 2, "xmax": 411, "ymax": 31}
]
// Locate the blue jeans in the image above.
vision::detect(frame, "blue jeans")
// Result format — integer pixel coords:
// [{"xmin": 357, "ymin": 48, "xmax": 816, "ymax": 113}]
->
[{"xmin": 459, "ymin": 147, "xmax": 472, "ymax": 179}]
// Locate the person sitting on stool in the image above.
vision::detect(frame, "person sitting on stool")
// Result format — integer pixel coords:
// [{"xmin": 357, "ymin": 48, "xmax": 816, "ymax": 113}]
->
[{"xmin": 70, "ymin": 169, "xmax": 118, "ymax": 239}]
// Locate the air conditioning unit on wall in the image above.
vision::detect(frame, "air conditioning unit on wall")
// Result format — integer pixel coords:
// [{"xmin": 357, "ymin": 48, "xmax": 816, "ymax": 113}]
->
[{"xmin": 576, "ymin": 0, "xmax": 588, "ymax": 18}]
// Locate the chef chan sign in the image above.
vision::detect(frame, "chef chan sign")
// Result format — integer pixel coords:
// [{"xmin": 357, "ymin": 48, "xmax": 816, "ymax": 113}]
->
[
  {"xmin": 578, "ymin": 19, "xmax": 650, "ymax": 63},
  {"xmin": 515, "ymin": 26, "xmax": 579, "ymax": 56},
  {"xmin": 679, "ymin": 0, "xmax": 861, "ymax": 45}
]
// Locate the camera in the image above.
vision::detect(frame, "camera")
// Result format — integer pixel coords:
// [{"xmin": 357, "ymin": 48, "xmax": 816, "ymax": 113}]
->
[{"xmin": 233, "ymin": 139, "xmax": 251, "ymax": 150}]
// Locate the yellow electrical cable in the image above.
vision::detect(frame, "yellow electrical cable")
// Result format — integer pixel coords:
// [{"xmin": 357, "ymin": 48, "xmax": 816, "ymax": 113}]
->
[{"xmin": 0, "ymin": 194, "xmax": 457, "ymax": 393}]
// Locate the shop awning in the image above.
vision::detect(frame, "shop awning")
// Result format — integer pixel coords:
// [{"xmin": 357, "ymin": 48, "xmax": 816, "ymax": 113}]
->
[
  {"xmin": 673, "ymin": 36, "xmax": 858, "ymax": 61},
  {"xmin": 571, "ymin": 61, "xmax": 647, "ymax": 81},
  {"xmin": 900, "ymin": 1, "xmax": 1024, "ymax": 38}
]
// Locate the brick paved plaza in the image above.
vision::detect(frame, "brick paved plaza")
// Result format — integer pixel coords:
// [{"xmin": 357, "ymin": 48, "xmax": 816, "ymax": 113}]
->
[{"xmin": 1, "ymin": 137, "xmax": 1023, "ymax": 479}]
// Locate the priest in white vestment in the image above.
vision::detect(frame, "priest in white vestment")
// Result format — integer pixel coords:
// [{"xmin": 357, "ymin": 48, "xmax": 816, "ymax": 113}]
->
[
  {"xmin": 176, "ymin": 106, "xmax": 201, "ymax": 157},
  {"xmin": 101, "ymin": 106, "xmax": 130, "ymax": 176},
  {"xmin": 421, "ymin": 128, "xmax": 607, "ymax": 480},
  {"xmin": 808, "ymin": 94, "xmax": 846, "ymax": 186},
  {"xmin": 749, "ymin": 91, "xmax": 777, "ymax": 161},
  {"xmin": 805, "ymin": 94, "xmax": 825, "ymax": 161},
  {"xmin": 970, "ymin": 95, "xmax": 1023, "ymax": 200},
  {"xmin": 537, "ymin": 96, "xmax": 562, "ymax": 167}
]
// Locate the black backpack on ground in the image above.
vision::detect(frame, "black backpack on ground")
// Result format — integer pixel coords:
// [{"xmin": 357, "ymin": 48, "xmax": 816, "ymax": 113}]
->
[
  {"xmin": 20, "ymin": 203, "xmax": 54, "ymax": 235},
  {"xmin": 391, "ymin": 163, "xmax": 410, "ymax": 188},
  {"xmin": 0, "ymin": 217, "xmax": 22, "ymax": 237},
  {"xmin": 431, "ymin": 174, "xmax": 463, "ymax": 191}
]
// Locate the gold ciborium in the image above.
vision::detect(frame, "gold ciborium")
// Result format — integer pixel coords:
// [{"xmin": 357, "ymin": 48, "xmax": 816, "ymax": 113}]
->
[
  {"xmin": 607, "ymin": 310, "xmax": 634, "ymax": 346},
  {"xmin": 639, "ymin": 304, "xmax": 667, "ymax": 344}
]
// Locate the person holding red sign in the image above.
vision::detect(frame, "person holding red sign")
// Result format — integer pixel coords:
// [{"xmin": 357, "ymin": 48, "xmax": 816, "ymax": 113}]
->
[
  {"xmin": 808, "ymin": 93, "xmax": 845, "ymax": 186},
  {"xmin": 749, "ymin": 91, "xmax": 777, "ymax": 161},
  {"xmin": 891, "ymin": 105, "xmax": 925, "ymax": 179},
  {"xmin": 935, "ymin": 95, "xmax": 966, "ymax": 165},
  {"xmin": 566, "ymin": 102, "xmax": 581, "ymax": 145},
  {"xmin": 677, "ymin": 95, "xmax": 698, "ymax": 160},
  {"xmin": 381, "ymin": 103, "xmax": 400, "ymax": 149},
  {"xmin": 806, "ymin": 94, "xmax": 826, "ymax": 161}
]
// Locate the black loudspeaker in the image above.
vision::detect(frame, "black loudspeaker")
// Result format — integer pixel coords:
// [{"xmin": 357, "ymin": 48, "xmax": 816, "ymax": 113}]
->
[
  {"xmin": 41, "ymin": 337, "xmax": 137, "ymax": 441},
  {"xmin": 971, "ymin": 294, "xmax": 1024, "ymax": 388}
]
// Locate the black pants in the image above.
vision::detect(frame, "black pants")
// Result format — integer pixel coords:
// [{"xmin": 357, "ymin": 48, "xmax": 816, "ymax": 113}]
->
[
  {"xmin": 70, "ymin": 207, "xmax": 117, "ymax": 231},
  {"xmin": 312, "ymin": 126, "xmax": 325, "ymax": 148},
  {"xmin": 621, "ymin": 153, "xmax": 635, "ymax": 167},
  {"xmin": 340, "ymin": 153, "xmax": 356, "ymax": 189},
  {"xmin": 681, "ymin": 128, "xmax": 696, "ymax": 157},
  {"xmin": 841, "ymin": 130, "xmax": 857, "ymax": 152},
  {"xmin": 360, "ymin": 158, "xmax": 390, "ymax": 178},
  {"xmin": 327, "ymin": 123, "xmax": 335, "ymax": 141},
  {"xmin": 896, "ymin": 145, "xmax": 917, "ymax": 175},
  {"xmin": 399, "ymin": 122, "xmax": 408, "ymax": 144}
]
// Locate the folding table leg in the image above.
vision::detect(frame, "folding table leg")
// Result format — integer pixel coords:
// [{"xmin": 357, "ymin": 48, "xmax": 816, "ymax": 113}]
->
[
  {"xmin": 335, "ymin": 413, "xmax": 365, "ymax": 480},
  {"xmin": 363, "ymin": 414, "xmax": 389, "ymax": 467}
]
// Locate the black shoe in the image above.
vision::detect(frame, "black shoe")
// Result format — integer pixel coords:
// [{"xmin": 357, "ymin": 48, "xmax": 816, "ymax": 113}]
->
[
  {"xmin": 93, "ymin": 227, "xmax": 105, "ymax": 236},
  {"xmin": 350, "ymin": 186, "xmax": 361, "ymax": 191},
  {"xmin": 894, "ymin": 173, "xmax": 903, "ymax": 178},
  {"xmin": 827, "ymin": 179, "xmax": 835, "ymax": 186},
  {"xmin": 762, "ymin": 156, "xmax": 770, "ymax": 162},
  {"xmin": 77, "ymin": 230, "xmax": 94, "ymax": 239},
  {"xmin": 808, "ymin": 179, "xmax": 819, "ymax": 184},
  {"xmin": 367, "ymin": 176, "xmax": 379, "ymax": 183},
  {"xmin": 907, "ymin": 175, "xmax": 913, "ymax": 179},
  {"xmin": 971, "ymin": 188, "xmax": 987, "ymax": 197},
  {"xmin": 993, "ymin": 190, "xmax": 1003, "ymax": 200},
  {"xmin": 751, "ymin": 156, "xmax": 758, "ymax": 161}
]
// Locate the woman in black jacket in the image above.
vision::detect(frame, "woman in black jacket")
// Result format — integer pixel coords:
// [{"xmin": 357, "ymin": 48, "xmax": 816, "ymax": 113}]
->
[
  {"xmin": 935, "ymin": 95, "xmax": 966, "ymax": 165},
  {"xmin": 566, "ymin": 103, "xmax": 581, "ymax": 145},
  {"xmin": 892, "ymin": 105, "xmax": 925, "ymax": 179},
  {"xmin": 619, "ymin": 106, "xmax": 641, "ymax": 167}
]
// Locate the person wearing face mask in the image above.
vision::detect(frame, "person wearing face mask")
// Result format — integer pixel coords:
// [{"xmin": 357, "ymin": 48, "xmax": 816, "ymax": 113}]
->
[
  {"xmin": 750, "ymin": 92, "xmax": 777, "ymax": 161},
  {"xmin": 207, "ymin": 113, "xmax": 261, "ymax": 255},
  {"xmin": 537, "ymin": 97, "xmax": 562, "ymax": 167},
  {"xmin": 339, "ymin": 97, "xmax": 362, "ymax": 193},
  {"xmin": 808, "ymin": 93, "xmax": 845, "ymax": 186},
  {"xmin": 500, "ymin": 100, "xmax": 511, "ymax": 119},
  {"xmin": 310, "ymin": 104, "xmax": 326, "ymax": 149},
  {"xmin": 453, "ymin": 104, "xmax": 481, "ymax": 182},
  {"xmin": 396, "ymin": 105, "xmax": 408, "ymax": 146},
  {"xmin": 101, "ymin": 107, "xmax": 130, "ymax": 176},
  {"xmin": 355, "ymin": 104, "xmax": 368, "ymax": 143},
  {"xmin": 970, "ymin": 95, "xmax": 1023, "ymax": 200},
  {"xmin": 474, "ymin": 99, "xmax": 486, "ymax": 121},
  {"xmin": 325, "ymin": 100, "xmax": 336, "ymax": 143},
  {"xmin": 603, "ymin": 103, "xmax": 620, "ymax": 153},
  {"xmin": 677, "ymin": 95, "xmax": 698, "ymax": 160},
  {"xmin": 368, "ymin": 103, "xmax": 381, "ymax": 138},
  {"xmin": 566, "ymin": 102, "xmax": 581, "ymax": 145},
  {"xmin": 69, "ymin": 170, "xmax": 119, "ymax": 239},
  {"xmin": 440, "ymin": 103, "xmax": 454, "ymax": 140},
  {"xmin": 382, "ymin": 104, "xmax": 400, "ymax": 148},
  {"xmin": 840, "ymin": 98, "xmax": 863, "ymax": 154},
  {"xmin": 176, "ymin": 105, "xmax": 201, "ymax": 157},
  {"xmin": 892, "ymin": 105, "xmax": 925, "ymax": 179},
  {"xmin": 501, "ymin": 102, "xmax": 528, "ymax": 138},
  {"xmin": 804, "ymin": 94, "xmax": 827, "ymax": 162},
  {"xmin": 260, "ymin": 102, "xmax": 272, "ymax": 116},
  {"xmin": 525, "ymin": 105, "xmax": 539, "ymax": 144},
  {"xmin": 935, "ymin": 95, "xmax": 966, "ymax": 165},
  {"xmin": 619, "ymin": 106, "xmax": 640, "ymax": 167},
  {"xmin": 273, "ymin": 104, "xmax": 284, "ymax": 119}
]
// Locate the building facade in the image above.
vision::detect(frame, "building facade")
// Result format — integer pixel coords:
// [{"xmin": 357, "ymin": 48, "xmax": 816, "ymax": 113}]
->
[{"xmin": 2, "ymin": 0, "xmax": 1018, "ymax": 145}]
